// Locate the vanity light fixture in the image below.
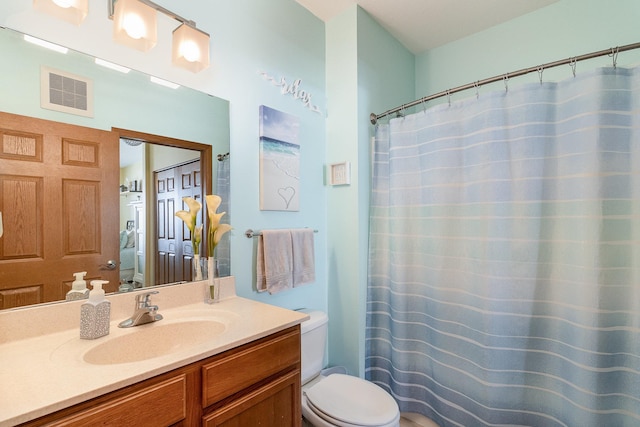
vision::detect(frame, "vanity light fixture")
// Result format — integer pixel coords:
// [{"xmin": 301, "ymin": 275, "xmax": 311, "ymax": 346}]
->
[
  {"xmin": 108, "ymin": 0, "xmax": 210, "ymax": 72},
  {"xmin": 172, "ymin": 23, "xmax": 210, "ymax": 73},
  {"xmin": 33, "ymin": 0, "xmax": 88, "ymax": 25},
  {"xmin": 111, "ymin": 0, "xmax": 157, "ymax": 52}
]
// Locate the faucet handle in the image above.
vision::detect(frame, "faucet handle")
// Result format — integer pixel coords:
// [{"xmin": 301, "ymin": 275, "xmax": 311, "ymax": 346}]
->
[{"xmin": 135, "ymin": 290, "xmax": 159, "ymax": 307}]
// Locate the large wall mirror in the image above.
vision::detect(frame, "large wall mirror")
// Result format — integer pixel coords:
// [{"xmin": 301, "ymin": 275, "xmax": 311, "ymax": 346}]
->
[{"xmin": 0, "ymin": 27, "xmax": 230, "ymax": 310}]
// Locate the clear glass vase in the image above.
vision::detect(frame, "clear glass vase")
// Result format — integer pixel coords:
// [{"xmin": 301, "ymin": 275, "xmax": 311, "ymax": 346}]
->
[
  {"xmin": 205, "ymin": 258, "xmax": 220, "ymax": 304},
  {"xmin": 193, "ymin": 254, "xmax": 203, "ymax": 281}
]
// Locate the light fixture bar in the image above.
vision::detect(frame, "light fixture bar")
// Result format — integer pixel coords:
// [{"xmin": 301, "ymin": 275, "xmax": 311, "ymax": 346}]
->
[
  {"xmin": 108, "ymin": 0, "xmax": 208, "ymax": 36},
  {"xmin": 108, "ymin": 0, "xmax": 210, "ymax": 72}
]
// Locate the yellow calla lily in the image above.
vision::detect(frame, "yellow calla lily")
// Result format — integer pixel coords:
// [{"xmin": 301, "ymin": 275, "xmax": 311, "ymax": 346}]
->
[
  {"xmin": 213, "ymin": 223, "xmax": 232, "ymax": 246},
  {"xmin": 205, "ymin": 194, "xmax": 231, "ymax": 258},
  {"xmin": 175, "ymin": 196, "xmax": 202, "ymax": 255},
  {"xmin": 175, "ymin": 210, "xmax": 193, "ymax": 228}
]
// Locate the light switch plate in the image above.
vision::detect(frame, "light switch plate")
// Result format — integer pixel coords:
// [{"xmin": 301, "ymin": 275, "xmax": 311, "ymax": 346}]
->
[{"xmin": 329, "ymin": 161, "xmax": 351, "ymax": 186}]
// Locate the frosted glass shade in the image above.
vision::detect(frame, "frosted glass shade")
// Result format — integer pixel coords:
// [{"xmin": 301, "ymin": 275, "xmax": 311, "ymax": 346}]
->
[
  {"xmin": 113, "ymin": 0, "xmax": 157, "ymax": 52},
  {"xmin": 33, "ymin": 0, "xmax": 88, "ymax": 25},
  {"xmin": 172, "ymin": 24, "xmax": 210, "ymax": 73}
]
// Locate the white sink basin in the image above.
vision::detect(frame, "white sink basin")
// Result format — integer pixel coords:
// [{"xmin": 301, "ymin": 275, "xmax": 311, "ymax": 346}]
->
[
  {"xmin": 82, "ymin": 319, "xmax": 226, "ymax": 365},
  {"xmin": 50, "ymin": 310, "xmax": 238, "ymax": 366}
]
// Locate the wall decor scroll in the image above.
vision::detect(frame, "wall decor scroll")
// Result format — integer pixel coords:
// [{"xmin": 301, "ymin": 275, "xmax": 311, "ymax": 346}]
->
[{"xmin": 259, "ymin": 70, "xmax": 321, "ymax": 114}]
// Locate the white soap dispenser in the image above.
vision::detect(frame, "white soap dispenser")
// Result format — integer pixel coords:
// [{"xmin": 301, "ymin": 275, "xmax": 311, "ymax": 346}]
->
[
  {"xmin": 80, "ymin": 280, "xmax": 111, "ymax": 340},
  {"xmin": 66, "ymin": 271, "xmax": 89, "ymax": 301}
]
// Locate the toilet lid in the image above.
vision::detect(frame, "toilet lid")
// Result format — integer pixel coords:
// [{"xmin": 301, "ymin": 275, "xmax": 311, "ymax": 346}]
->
[{"xmin": 304, "ymin": 374, "xmax": 399, "ymax": 426}]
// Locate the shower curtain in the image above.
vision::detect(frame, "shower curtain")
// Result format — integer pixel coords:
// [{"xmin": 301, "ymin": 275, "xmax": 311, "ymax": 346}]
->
[
  {"xmin": 215, "ymin": 155, "xmax": 231, "ymax": 276},
  {"xmin": 366, "ymin": 66, "xmax": 640, "ymax": 426}
]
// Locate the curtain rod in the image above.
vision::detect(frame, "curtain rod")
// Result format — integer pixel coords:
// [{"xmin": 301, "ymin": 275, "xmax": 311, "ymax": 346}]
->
[{"xmin": 370, "ymin": 41, "xmax": 640, "ymax": 125}]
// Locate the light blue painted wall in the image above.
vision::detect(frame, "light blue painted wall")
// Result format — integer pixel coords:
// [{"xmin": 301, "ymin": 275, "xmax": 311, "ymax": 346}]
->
[
  {"xmin": 416, "ymin": 0, "xmax": 640, "ymax": 105},
  {"xmin": 326, "ymin": 7, "xmax": 360, "ymax": 375},
  {"xmin": 211, "ymin": 1, "xmax": 328, "ymax": 314},
  {"xmin": 325, "ymin": 6, "xmax": 414, "ymax": 376}
]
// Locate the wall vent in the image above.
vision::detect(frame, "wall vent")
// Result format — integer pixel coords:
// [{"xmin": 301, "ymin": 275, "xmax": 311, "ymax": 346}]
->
[{"xmin": 41, "ymin": 66, "xmax": 94, "ymax": 117}]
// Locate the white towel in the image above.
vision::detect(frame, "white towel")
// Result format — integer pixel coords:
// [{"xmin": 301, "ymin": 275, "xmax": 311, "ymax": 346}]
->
[
  {"xmin": 256, "ymin": 230, "xmax": 293, "ymax": 294},
  {"xmin": 291, "ymin": 228, "xmax": 315, "ymax": 287}
]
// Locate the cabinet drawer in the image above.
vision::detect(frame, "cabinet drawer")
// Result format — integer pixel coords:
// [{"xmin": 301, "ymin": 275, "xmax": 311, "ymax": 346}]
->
[
  {"xmin": 203, "ymin": 369, "xmax": 301, "ymax": 427},
  {"xmin": 202, "ymin": 326, "xmax": 300, "ymax": 407},
  {"xmin": 47, "ymin": 374, "xmax": 187, "ymax": 427}
]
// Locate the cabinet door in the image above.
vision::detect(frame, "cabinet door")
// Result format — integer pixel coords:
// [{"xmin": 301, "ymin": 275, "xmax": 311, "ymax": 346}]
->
[{"xmin": 203, "ymin": 370, "xmax": 301, "ymax": 427}]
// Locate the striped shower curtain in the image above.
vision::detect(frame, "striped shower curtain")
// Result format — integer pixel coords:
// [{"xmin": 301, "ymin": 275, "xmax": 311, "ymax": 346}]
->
[{"xmin": 366, "ymin": 66, "xmax": 640, "ymax": 426}]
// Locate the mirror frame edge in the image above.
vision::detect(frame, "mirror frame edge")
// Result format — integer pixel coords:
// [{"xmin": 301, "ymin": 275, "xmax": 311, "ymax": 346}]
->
[{"xmin": 113, "ymin": 127, "xmax": 214, "ymax": 286}]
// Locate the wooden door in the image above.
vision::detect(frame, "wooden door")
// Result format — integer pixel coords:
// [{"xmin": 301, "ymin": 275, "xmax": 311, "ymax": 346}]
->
[
  {"xmin": 0, "ymin": 112, "xmax": 119, "ymax": 308},
  {"xmin": 155, "ymin": 160, "xmax": 202, "ymax": 285}
]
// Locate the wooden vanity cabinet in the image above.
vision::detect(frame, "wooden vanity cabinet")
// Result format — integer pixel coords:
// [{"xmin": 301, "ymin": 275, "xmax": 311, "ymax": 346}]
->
[{"xmin": 19, "ymin": 326, "xmax": 301, "ymax": 427}]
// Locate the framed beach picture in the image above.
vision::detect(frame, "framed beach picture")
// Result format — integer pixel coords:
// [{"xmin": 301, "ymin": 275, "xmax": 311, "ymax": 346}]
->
[{"xmin": 259, "ymin": 105, "xmax": 300, "ymax": 211}]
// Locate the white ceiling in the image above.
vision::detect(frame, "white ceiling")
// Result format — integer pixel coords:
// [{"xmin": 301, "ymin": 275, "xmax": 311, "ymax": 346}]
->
[{"xmin": 295, "ymin": 0, "xmax": 559, "ymax": 54}]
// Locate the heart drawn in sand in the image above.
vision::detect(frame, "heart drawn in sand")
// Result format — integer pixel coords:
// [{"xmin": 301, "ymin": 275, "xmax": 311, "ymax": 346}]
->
[{"xmin": 277, "ymin": 186, "xmax": 296, "ymax": 209}]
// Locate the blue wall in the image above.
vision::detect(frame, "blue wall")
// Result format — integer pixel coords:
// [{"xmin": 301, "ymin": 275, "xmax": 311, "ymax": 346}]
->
[
  {"xmin": 324, "ymin": 6, "xmax": 414, "ymax": 375},
  {"xmin": 416, "ymin": 0, "xmax": 640, "ymax": 104}
]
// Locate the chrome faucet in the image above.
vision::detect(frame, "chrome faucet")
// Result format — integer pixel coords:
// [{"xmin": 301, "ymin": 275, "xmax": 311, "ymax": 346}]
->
[{"xmin": 118, "ymin": 291, "xmax": 163, "ymax": 328}]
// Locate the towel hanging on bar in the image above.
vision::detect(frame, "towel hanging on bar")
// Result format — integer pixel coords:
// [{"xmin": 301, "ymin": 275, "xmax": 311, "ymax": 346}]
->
[{"xmin": 256, "ymin": 228, "xmax": 315, "ymax": 294}]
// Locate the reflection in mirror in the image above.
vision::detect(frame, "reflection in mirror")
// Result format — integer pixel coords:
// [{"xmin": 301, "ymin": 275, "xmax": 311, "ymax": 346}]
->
[
  {"xmin": 119, "ymin": 140, "xmax": 202, "ymax": 290},
  {"xmin": 0, "ymin": 26, "xmax": 230, "ymax": 310}
]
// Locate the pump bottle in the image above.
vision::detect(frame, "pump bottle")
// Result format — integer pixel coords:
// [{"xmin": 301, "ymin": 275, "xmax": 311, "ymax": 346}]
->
[
  {"xmin": 80, "ymin": 280, "xmax": 110, "ymax": 340},
  {"xmin": 66, "ymin": 271, "xmax": 89, "ymax": 301}
]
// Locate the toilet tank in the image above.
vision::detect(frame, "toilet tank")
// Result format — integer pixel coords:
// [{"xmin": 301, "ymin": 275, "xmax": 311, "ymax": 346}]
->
[{"xmin": 299, "ymin": 309, "xmax": 328, "ymax": 385}]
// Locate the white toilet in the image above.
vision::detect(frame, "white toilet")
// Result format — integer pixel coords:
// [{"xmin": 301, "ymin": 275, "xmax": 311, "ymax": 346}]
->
[{"xmin": 300, "ymin": 309, "xmax": 401, "ymax": 427}]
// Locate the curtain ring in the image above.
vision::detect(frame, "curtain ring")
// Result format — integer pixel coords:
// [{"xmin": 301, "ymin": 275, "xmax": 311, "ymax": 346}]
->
[
  {"xmin": 610, "ymin": 46, "xmax": 619, "ymax": 68},
  {"xmin": 569, "ymin": 57, "xmax": 577, "ymax": 77},
  {"xmin": 537, "ymin": 66, "xmax": 544, "ymax": 84},
  {"xmin": 503, "ymin": 74, "xmax": 509, "ymax": 92},
  {"xmin": 447, "ymin": 89, "xmax": 451, "ymax": 106},
  {"xmin": 474, "ymin": 81, "xmax": 480, "ymax": 99}
]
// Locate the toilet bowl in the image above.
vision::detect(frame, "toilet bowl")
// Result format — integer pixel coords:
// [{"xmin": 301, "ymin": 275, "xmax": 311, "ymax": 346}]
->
[
  {"xmin": 299, "ymin": 310, "xmax": 401, "ymax": 427},
  {"xmin": 302, "ymin": 373, "xmax": 400, "ymax": 427}
]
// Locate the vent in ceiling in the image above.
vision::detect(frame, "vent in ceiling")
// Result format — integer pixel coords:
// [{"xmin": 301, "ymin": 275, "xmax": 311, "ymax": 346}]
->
[{"xmin": 40, "ymin": 66, "xmax": 94, "ymax": 117}]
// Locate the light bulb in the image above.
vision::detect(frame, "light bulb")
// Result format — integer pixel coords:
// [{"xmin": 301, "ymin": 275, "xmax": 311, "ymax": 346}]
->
[
  {"xmin": 123, "ymin": 13, "xmax": 146, "ymax": 40},
  {"xmin": 180, "ymin": 40, "xmax": 200, "ymax": 62},
  {"xmin": 52, "ymin": 0, "xmax": 73, "ymax": 8}
]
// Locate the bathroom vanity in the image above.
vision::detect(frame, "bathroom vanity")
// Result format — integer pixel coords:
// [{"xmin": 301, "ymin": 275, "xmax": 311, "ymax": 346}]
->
[{"xmin": 0, "ymin": 279, "xmax": 308, "ymax": 426}]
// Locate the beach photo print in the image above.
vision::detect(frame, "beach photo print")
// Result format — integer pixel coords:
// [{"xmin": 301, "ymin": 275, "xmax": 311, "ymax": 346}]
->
[{"xmin": 259, "ymin": 105, "xmax": 300, "ymax": 211}]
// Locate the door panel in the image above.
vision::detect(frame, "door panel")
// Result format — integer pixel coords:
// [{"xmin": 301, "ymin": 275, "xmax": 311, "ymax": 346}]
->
[
  {"xmin": 0, "ymin": 112, "xmax": 119, "ymax": 309},
  {"xmin": 155, "ymin": 160, "xmax": 201, "ymax": 285}
]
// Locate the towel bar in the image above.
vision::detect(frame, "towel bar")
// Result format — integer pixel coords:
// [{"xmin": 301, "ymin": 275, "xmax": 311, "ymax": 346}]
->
[{"xmin": 245, "ymin": 228, "xmax": 318, "ymax": 238}]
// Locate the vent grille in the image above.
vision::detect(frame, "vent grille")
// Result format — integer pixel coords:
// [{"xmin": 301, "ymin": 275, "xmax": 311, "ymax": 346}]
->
[{"xmin": 41, "ymin": 66, "xmax": 93, "ymax": 117}]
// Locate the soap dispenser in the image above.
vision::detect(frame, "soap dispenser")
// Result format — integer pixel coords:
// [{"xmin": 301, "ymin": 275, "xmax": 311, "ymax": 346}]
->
[
  {"xmin": 80, "ymin": 280, "xmax": 110, "ymax": 340},
  {"xmin": 66, "ymin": 271, "xmax": 89, "ymax": 301}
]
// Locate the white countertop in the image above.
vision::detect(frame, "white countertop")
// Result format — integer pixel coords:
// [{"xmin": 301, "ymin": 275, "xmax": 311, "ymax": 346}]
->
[{"xmin": 0, "ymin": 278, "xmax": 308, "ymax": 426}]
